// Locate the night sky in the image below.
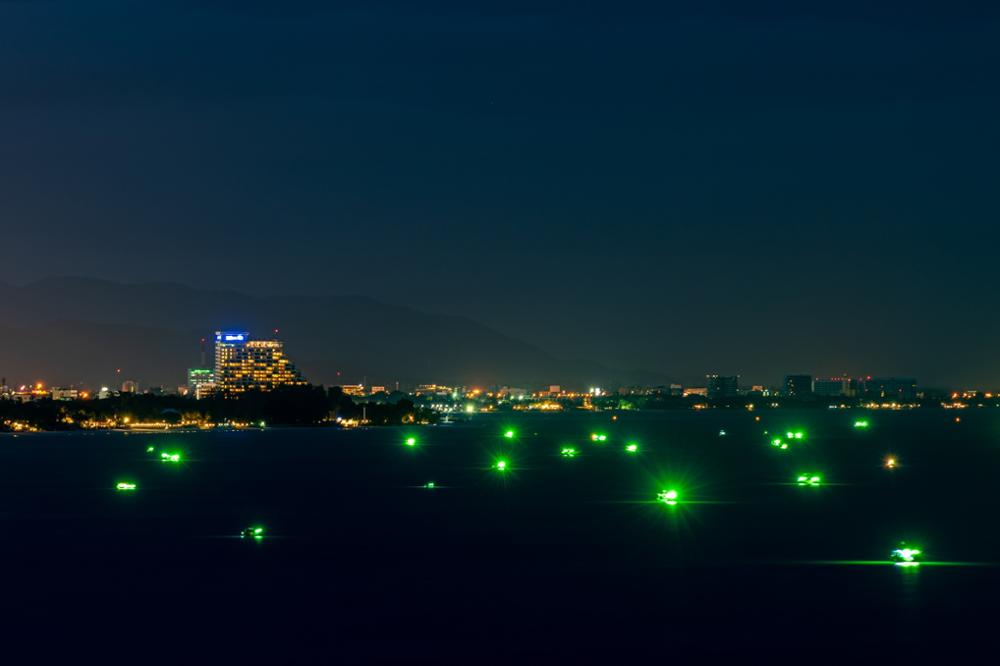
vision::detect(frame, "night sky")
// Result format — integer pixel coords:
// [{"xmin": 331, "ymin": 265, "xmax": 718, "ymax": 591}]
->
[{"xmin": 2, "ymin": 1, "xmax": 999, "ymax": 386}]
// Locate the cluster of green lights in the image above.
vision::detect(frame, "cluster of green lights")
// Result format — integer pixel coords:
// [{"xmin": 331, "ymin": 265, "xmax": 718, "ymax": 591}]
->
[
  {"xmin": 854, "ymin": 420, "xmax": 871, "ymax": 429},
  {"xmin": 404, "ymin": 437, "xmax": 417, "ymax": 447},
  {"xmin": 493, "ymin": 459, "xmax": 509, "ymax": 472},
  {"xmin": 590, "ymin": 433, "xmax": 608, "ymax": 443},
  {"xmin": 796, "ymin": 473, "xmax": 822, "ymax": 487},
  {"xmin": 770, "ymin": 438, "xmax": 789, "ymax": 450},
  {"xmin": 718, "ymin": 429, "xmax": 727, "ymax": 437},
  {"xmin": 560, "ymin": 447, "xmax": 578, "ymax": 458},
  {"xmin": 115, "ymin": 482, "xmax": 137, "ymax": 492},
  {"xmin": 503, "ymin": 429, "xmax": 516, "ymax": 440},
  {"xmin": 424, "ymin": 482, "xmax": 436, "ymax": 489},
  {"xmin": 890, "ymin": 545, "xmax": 923, "ymax": 566},
  {"xmin": 241, "ymin": 526, "xmax": 265, "ymax": 541},
  {"xmin": 786, "ymin": 431, "xmax": 806, "ymax": 440},
  {"xmin": 657, "ymin": 489, "xmax": 679, "ymax": 506},
  {"xmin": 145, "ymin": 445, "xmax": 155, "ymax": 453},
  {"xmin": 159, "ymin": 452, "xmax": 182, "ymax": 463},
  {"xmin": 625, "ymin": 443, "xmax": 639, "ymax": 454}
]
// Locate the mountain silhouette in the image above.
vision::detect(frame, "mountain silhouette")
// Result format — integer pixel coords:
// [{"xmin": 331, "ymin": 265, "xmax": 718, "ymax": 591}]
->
[{"xmin": 0, "ymin": 278, "xmax": 668, "ymax": 390}]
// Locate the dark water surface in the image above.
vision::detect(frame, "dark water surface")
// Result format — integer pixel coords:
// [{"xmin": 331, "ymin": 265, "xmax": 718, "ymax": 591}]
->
[{"xmin": 2, "ymin": 411, "xmax": 998, "ymax": 662}]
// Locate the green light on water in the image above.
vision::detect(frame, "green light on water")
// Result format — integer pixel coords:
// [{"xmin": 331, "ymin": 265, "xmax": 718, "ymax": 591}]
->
[
  {"xmin": 159, "ymin": 452, "xmax": 181, "ymax": 463},
  {"xmin": 771, "ymin": 438, "xmax": 789, "ymax": 450},
  {"xmin": 590, "ymin": 433, "xmax": 608, "ymax": 443},
  {"xmin": 657, "ymin": 489, "xmax": 679, "ymax": 506},
  {"xmin": 503, "ymin": 429, "xmax": 516, "ymax": 440},
  {"xmin": 796, "ymin": 474, "xmax": 822, "ymax": 487},
  {"xmin": 890, "ymin": 545, "xmax": 923, "ymax": 565},
  {"xmin": 718, "ymin": 430, "xmax": 727, "ymax": 437},
  {"xmin": 854, "ymin": 420, "xmax": 870, "ymax": 429},
  {"xmin": 241, "ymin": 525, "xmax": 265, "ymax": 540},
  {"xmin": 115, "ymin": 482, "xmax": 137, "ymax": 491},
  {"xmin": 560, "ymin": 447, "xmax": 578, "ymax": 458},
  {"xmin": 625, "ymin": 443, "xmax": 639, "ymax": 454},
  {"xmin": 424, "ymin": 482, "xmax": 436, "ymax": 489},
  {"xmin": 145, "ymin": 446, "xmax": 155, "ymax": 453},
  {"xmin": 404, "ymin": 437, "xmax": 417, "ymax": 447},
  {"xmin": 494, "ymin": 459, "xmax": 509, "ymax": 472},
  {"xmin": 259, "ymin": 421, "xmax": 266, "ymax": 428}
]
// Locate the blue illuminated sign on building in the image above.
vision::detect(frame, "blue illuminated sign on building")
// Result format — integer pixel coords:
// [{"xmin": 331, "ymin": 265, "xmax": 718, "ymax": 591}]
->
[{"xmin": 216, "ymin": 331, "xmax": 249, "ymax": 343}]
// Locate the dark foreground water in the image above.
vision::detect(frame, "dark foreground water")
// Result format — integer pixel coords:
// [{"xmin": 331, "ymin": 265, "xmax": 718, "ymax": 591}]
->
[{"xmin": 1, "ymin": 410, "xmax": 999, "ymax": 663}]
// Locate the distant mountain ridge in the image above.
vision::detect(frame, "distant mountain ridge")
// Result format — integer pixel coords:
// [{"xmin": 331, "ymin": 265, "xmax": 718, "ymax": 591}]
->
[{"xmin": 0, "ymin": 277, "xmax": 670, "ymax": 390}]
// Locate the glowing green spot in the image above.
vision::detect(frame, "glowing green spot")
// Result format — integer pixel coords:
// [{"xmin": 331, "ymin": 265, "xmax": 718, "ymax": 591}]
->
[
  {"xmin": 854, "ymin": 420, "xmax": 870, "ymax": 429},
  {"xmin": 503, "ymin": 429, "xmax": 516, "ymax": 440},
  {"xmin": 241, "ymin": 525, "xmax": 265, "ymax": 540},
  {"xmin": 590, "ymin": 433, "xmax": 608, "ymax": 443},
  {"xmin": 625, "ymin": 443, "xmax": 639, "ymax": 453},
  {"xmin": 159, "ymin": 452, "xmax": 181, "ymax": 463},
  {"xmin": 259, "ymin": 421, "xmax": 266, "ymax": 428},
  {"xmin": 796, "ymin": 473, "xmax": 822, "ymax": 487},
  {"xmin": 494, "ymin": 459, "xmax": 508, "ymax": 472},
  {"xmin": 560, "ymin": 447, "xmax": 578, "ymax": 458},
  {"xmin": 404, "ymin": 437, "xmax": 417, "ymax": 447},
  {"xmin": 718, "ymin": 430, "xmax": 727, "ymax": 437},
  {"xmin": 115, "ymin": 482, "xmax": 137, "ymax": 491},
  {"xmin": 890, "ymin": 545, "xmax": 923, "ymax": 565},
  {"xmin": 145, "ymin": 446, "xmax": 155, "ymax": 453},
  {"xmin": 424, "ymin": 482, "xmax": 436, "ymax": 489},
  {"xmin": 657, "ymin": 489, "xmax": 679, "ymax": 506}
]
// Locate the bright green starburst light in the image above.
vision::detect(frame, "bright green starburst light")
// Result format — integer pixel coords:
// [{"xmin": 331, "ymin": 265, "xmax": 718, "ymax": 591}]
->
[
  {"xmin": 115, "ymin": 482, "xmax": 137, "ymax": 491},
  {"xmin": 625, "ymin": 443, "xmax": 639, "ymax": 454},
  {"xmin": 657, "ymin": 489, "xmax": 679, "ymax": 506},
  {"xmin": 560, "ymin": 447, "xmax": 578, "ymax": 458}
]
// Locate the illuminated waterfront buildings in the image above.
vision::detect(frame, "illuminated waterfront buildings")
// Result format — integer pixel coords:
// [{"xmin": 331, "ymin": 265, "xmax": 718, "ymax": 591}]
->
[
  {"xmin": 214, "ymin": 330, "xmax": 305, "ymax": 393},
  {"xmin": 187, "ymin": 368, "xmax": 216, "ymax": 399}
]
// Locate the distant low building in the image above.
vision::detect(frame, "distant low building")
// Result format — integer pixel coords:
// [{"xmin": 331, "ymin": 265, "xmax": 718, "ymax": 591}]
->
[
  {"xmin": 706, "ymin": 374, "xmax": 739, "ymax": 399},
  {"xmin": 683, "ymin": 387, "xmax": 708, "ymax": 397},
  {"xmin": 51, "ymin": 387, "xmax": 79, "ymax": 401},
  {"xmin": 187, "ymin": 368, "xmax": 214, "ymax": 396},
  {"xmin": 867, "ymin": 377, "xmax": 918, "ymax": 401},
  {"xmin": 814, "ymin": 376, "xmax": 861, "ymax": 397},
  {"xmin": 783, "ymin": 375, "xmax": 813, "ymax": 398}
]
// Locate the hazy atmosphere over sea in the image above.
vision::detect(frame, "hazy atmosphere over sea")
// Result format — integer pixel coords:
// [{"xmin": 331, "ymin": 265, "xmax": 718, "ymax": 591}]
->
[{"xmin": 3, "ymin": 1, "xmax": 999, "ymax": 387}]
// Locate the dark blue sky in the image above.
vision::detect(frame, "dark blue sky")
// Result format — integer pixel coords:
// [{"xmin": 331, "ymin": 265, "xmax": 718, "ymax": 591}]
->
[{"xmin": 2, "ymin": 1, "xmax": 998, "ymax": 386}]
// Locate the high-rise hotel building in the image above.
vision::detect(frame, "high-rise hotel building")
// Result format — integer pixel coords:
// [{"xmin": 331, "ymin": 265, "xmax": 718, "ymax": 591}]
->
[{"xmin": 214, "ymin": 331, "xmax": 306, "ymax": 393}]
